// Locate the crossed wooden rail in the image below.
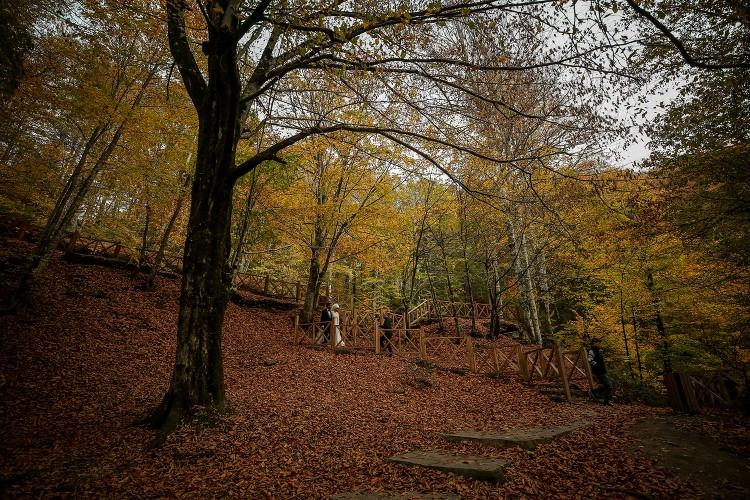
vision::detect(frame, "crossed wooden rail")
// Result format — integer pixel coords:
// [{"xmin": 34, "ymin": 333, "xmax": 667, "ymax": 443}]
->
[
  {"xmin": 405, "ymin": 298, "xmax": 492, "ymax": 327},
  {"xmin": 295, "ymin": 311, "xmax": 595, "ymax": 401},
  {"xmin": 664, "ymin": 370, "xmax": 745, "ymax": 412}
]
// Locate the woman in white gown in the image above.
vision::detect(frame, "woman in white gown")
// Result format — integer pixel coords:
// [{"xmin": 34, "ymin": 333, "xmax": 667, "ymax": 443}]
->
[{"xmin": 331, "ymin": 303, "xmax": 344, "ymax": 347}]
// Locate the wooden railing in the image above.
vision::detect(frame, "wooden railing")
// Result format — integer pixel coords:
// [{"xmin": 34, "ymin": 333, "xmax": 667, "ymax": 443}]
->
[
  {"xmin": 294, "ymin": 309, "xmax": 592, "ymax": 401},
  {"xmin": 432, "ymin": 299, "xmax": 491, "ymax": 320},
  {"xmin": 664, "ymin": 370, "xmax": 745, "ymax": 412},
  {"xmin": 403, "ymin": 298, "xmax": 492, "ymax": 327},
  {"xmin": 406, "ymin": 299, "xmax": 432, "ymax": 326}
]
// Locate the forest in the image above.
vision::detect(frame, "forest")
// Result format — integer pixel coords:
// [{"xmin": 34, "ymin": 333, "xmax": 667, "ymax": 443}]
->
[{"xmin": 1, "ymin": 0, "xmax": 749, "ymax": 498}]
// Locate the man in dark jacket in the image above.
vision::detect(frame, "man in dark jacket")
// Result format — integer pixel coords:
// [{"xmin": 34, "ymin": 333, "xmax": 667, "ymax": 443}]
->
[
  {"xmin": 588, "ymin": 338, "xmax": 612, "ymax": 404},
  {"xmin": 380, "ymin": 309, "xmax": 393, "ymax": 355},
  {"xmin": 319, "ymin": 302, "xmax": 332, "ymax": 344}
]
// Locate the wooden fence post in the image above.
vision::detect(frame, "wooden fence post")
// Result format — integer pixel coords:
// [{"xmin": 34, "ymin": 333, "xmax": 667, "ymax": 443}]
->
[
  {"xmin": 295, "ymin": 282, "xmax": 302, "ymax": 302},
  {"xmin": 374, "ymin": 319, "xmax": 380, "ymax": 354},
  {"xmin": 419, "ymin": 327, "xmax": 427, "ymax": 360},
  {"xmin": 518, "ymin": 347, "xmax": 528, "ymax": 379},
  {"xmin": 294, "ymin": 315, "xmax": 299, "ymax": 344},
  {"xmin": 581, "ymin": 346, "xmax": 596, "ymax": 390},
  {"xmin": 329, "ymin": 320, "xmax": 335, "ymax": 348},
  {"xmin": 263, "ymin": 274, "xmax": 270, "ymax": 294},
  {"xmin": 554, "ymin": 341, "xmax": 572, "ymax": 402},
  {"xmin": 66, "ymin": 230, "xmax": 81, "ymax": 252}
]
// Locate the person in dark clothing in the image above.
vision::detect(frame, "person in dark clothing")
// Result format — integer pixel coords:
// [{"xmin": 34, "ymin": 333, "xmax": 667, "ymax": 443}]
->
[
  {"xmin": 319, "ymin": 302, "xmax": 333, "ymax": 344},
  {"xmin": 588, "ymin": 338, "xmax": 613, "ymax": 404},
  {"xmin": 379, "ymin": 309, "xmax": 393, "ymax": 354}
]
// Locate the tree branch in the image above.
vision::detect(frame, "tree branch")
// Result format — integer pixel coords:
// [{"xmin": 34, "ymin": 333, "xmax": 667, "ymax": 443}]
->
[
  {"xmin": 625, "ymin": 0, "xmax": 750, "ymax": 70},
  {"xmin": 166, "ymin": 0, "xmax": 207, "ymax": 108}
]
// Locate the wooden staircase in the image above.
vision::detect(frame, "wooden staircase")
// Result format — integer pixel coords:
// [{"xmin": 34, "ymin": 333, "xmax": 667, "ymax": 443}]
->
[{"xmin": 405, "ymin": 298, "xmax": 492, "ymax": 327}]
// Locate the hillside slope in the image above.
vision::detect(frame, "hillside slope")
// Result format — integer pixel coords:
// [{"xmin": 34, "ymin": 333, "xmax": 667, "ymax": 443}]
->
[{"xmin": 0, "ymin": 246, "xmax": 699, "ymax": 498}]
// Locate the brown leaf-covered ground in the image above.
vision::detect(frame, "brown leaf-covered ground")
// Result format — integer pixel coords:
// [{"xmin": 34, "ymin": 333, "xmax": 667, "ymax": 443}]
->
[{"xmin": 1, "ymin": 243, "xmax": 747, "ymax": 498}]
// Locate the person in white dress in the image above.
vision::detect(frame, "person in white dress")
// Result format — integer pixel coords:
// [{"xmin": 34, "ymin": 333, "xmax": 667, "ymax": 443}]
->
[{"xmin": 331, "ymin": 303, "xmax": 344, "ymax": 347}]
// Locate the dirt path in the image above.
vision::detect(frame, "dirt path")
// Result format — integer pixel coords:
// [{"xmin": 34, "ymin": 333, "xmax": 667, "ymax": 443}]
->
[{"xmin": 628, "ymin": 415, "xmax": 750, "ymax": 499}]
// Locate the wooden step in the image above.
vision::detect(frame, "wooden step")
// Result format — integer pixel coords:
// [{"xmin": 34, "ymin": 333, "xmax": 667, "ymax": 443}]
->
[
  {"xmin": 332, "ymin": 493, "xmax": 459, "ymax": 500},
  {"xmin": 440, "ymin": 422, "xmax": 588, "ymax": 450},
  {"xmin": 386, "ymin": 450, "xmax": 508, "ymax": 481}
]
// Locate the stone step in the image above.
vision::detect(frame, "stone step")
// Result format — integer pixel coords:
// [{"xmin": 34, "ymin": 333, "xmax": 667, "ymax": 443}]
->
[
  {"xmin": 439, "ymin": 422, "xmax": 588, "ymax": 450},
  {"xmin": 386, "ymin": 450, "xmax": 508, "ymax": 481},
  {"xmin": 332, "ymin": 492, "xmax": 459, "ymax": 500}
]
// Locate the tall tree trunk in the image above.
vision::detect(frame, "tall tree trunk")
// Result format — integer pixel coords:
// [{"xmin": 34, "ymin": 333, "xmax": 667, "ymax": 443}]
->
[
  {"xmin": 146, "ymin": 32, "xmax": 241, "ymax": 438},
  {"xmin": 301, "ymin": 246, "xmax": 323, "ymax": 323},
  {"xmin": 537, "ymin": 247, "xmax": 554, "ymax": 335},
  {"xmin": 144, "ymin": 173, "xmax": 190, "ymax": 289},
  {"xmin": 5, "ymin": 58, "xmax": 157, "ymax": 311},
  {"xmin": 619, "ymin": 274, "xmax": 635, "ymax": 380},
  {"xmin": 229, "ymin": 168, "xmax": 259, "ymax": 278},
  {"xmin": 646, "ymin": 269, "xmax": 671, "ymax": 374},
  {"xmin": 132, "ymin": 203, "xmax": 152, "ymax": 277},
  {"xmin": 519, "ymin": 229, "xmax": 542, "ymax": 343},
  {"xmin": 505, "ymin": 217, "xmax": 537, "ymax": 343},
  {"xmin": 424, "ymin": 252, "xmax": 440, "ymax": 325},
  {"xmin": 435, "ymin": 231, "xmax": 461, "ymax": 336},
  {"xmin": 631, "ymin": 307, "xmax": 644, "ymax": 382},
  {"xmin": 7, "ymin": 122, "xmax": 125, "ymax": 310},
  {"xmin": 457, "ymin": 192, "xmax": 476, "ymax": 333}
]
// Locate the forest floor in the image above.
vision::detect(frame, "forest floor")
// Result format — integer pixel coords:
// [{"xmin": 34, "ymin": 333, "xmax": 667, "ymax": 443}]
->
[{"xmin": 1, "ymin": 241, "xmax": 749, "ymax": 499}]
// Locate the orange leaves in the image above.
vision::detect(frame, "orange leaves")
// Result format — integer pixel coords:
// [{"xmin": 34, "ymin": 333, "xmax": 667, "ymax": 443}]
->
[{"xmin": 0, "ymin": 247, "xmax": 721, "ymax": 498}]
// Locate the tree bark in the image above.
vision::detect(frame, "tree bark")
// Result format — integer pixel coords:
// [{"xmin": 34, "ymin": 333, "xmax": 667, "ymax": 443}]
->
[
  {"xmin": 146, "ymin": 27, "xmax": 242, "ymax": 438},
  {"xmin": 619, "ymin": 274, "xmax": 635, "ymax": 380},
  {"xmin": 646, "ymin": 269, "xmax": 671, "ymax": 374},
  {"xmin": 301, "ymin": 246, "xmax": 324, "ymax": 323},
  {"xmin": 145, "ymin": 173, "xmax": 190, "ymax": 289},
  {"xmin": 229, "ymin": 168, "xmax": 259, "ymax": 279},
  {"xmin": 457, "ymin": 191, "xmax": 477, "ymax": 333},
  {"xmin": 132, "ymin": 203, "xmax": 151, "ymax": 277}
]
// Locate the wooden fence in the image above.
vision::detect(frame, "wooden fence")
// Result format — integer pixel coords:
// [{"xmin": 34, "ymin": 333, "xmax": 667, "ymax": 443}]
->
[
  {"xmin": 294, "ymin": 311, "xmax": 594, "ymax": 401},
  {"xmin": 664, "ymin": 370, "xmax": 744, "ymax": 412},
  {"xmin": 405, "ymin": 298, "xmax": 492, "ymax": 327}
]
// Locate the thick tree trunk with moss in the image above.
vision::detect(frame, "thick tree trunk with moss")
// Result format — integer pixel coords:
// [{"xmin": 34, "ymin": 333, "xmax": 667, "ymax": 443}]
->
[
  {"xmin": 301, "ymin": 246, "xmax": 325, "ymax": 324},
  {"xmin": 146, "ymin": 27, "xmax": 241, "ymax": 438}
]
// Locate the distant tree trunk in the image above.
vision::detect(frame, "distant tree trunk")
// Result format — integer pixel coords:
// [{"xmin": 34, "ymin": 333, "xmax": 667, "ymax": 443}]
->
[
  {"xmin": 485, "ymin": 258, "xmax": 501, "ymax": 338},
  {"xmin": 505, "ymin": 217, "xmax": 539, "ymax": 343},
  {"xmin": 424, "ymin": 251, "xmax": 440, "ymax": 326},
  {"xmin": 301, "ymin": 245, "xmax": 324, "ymax": 323},
  {"xmin": 519, "ymin": 229, "xmax": 542, "ymax": 343},
  {"xmin": 631, "ymin": 307, "xmax": 644, "ymax": 382},
  {"xmin": 537, "ymin": 247, "xmax": 554, "ymax": 335},
  {"xmin": 7, "ymin": 121, "xmax": 125, "ymax": 310},
  {"xmin": 132, "ymin": 203, "xmax": 152, "ymax": 277},
  {"xmin": 144, "ymin": 173, "xmax": 190, "ymax": 289},
  {"xmin": 434, "ymin": 229, "xmax": 461, "ymax": 336},
  {"xmin": 619, "ymin": 275, "xmax": 635, "ymax": 380},
  {"xmin": 229, "ymin": 168, "xmax": 259, "ymax": 279},
  {"xmin": 457, "ymin": 191, "xmax": 476, "ymax": 333},
  {"xmin": 646, "ymin": 269, "xmax": 671, "ymax": 374}
]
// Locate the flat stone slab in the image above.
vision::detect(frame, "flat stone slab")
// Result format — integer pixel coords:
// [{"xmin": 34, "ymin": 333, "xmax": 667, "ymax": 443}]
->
[
  {"xmin": 440, "ymin": 422, "xmax": 587, "ymax": 450},
  {"xmin": 386, "ymin": 450, "xmax": 508, "ymax": 481},
  {"xmin": 332, "ymin": 493, "xmax": 459, "ymax": 500}
]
